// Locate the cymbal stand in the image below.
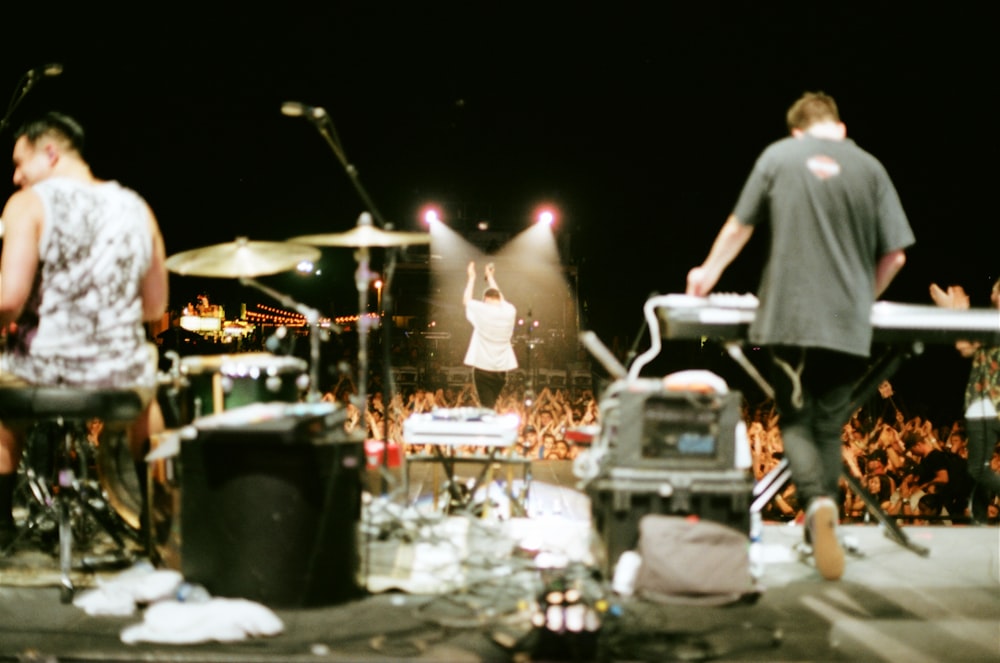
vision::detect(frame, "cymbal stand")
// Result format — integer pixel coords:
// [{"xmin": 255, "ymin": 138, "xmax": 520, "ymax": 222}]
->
[
  {"xmin": 523, "ymin": 307, "xmax": 537, "ymax": 408},
  {"xmin": 351, "ymin": 220, "xmax": 377, "ymax": 435},
  {"xmin": 238, "ymin": 276, "xmax": 334, "ymax": 402}
]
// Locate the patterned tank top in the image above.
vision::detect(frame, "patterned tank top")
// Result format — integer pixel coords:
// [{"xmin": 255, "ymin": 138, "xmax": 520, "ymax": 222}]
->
[{"xmin": 5, "ymin": 177, "xmax": 156, "ymax": 389}]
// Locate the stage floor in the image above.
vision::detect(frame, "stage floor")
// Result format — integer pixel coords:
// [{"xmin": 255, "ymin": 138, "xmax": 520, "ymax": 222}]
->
[{"xmin": 2, "ymin": 460, "xmax": 998, "ymax": 662}]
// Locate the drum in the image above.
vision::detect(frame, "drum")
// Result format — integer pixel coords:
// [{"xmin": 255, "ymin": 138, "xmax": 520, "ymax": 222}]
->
[
  {"xmin": 179, "ymin": 352, "xmax": 308, "ymax": 420},
  {"xmin": 20, "ymin": 419, "xmax": 143, "ymax": 535},
  {"xmin": 94, "ymin": 425, "xmax": 143, "ymax": 532}
]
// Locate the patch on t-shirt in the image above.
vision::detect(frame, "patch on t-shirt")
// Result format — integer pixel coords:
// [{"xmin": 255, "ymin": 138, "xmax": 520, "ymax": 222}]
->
[{"xmin": 806, "ymin": 154, "xmax": 841, "ymax": 180}]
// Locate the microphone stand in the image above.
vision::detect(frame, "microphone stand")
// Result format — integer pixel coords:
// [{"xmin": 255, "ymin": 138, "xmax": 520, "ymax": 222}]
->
[
  {"xmin": 303, "ymin": 112, "xmax": 390, "ymax": 230},
  {"xmin": 291, "ymin": 104, "xmax": 403, "ymax": 494},
  {"xmin": 238, "ymin": 276, "xmax": 333, "ymax": 403},
  {"xmin": 352, "ymin": 239, "xmax": 375, "ymax": 438},
  {"xmin": 377, "ymin": 245, "xmax": 402, "ymax": 493},
  {"xmin": 1, "ymin": 64, "xmax": 63, "ymax": 135},
  {"xmin": 524, "ymin": 308, "xmax": 537, "ymax": 408}
]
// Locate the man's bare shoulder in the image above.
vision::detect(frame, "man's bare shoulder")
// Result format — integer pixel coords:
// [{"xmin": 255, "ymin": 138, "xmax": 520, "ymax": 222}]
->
[{"xmin": 2, "ymin": 187, "xmax": 43, "ymax": 222}]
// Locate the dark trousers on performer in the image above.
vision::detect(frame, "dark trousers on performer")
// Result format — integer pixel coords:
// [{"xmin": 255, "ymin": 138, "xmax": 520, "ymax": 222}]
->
[
  {"xmin": 473, "ymin": 368, "xmax": 507, "ymax": 410},
  {"xmin": 767, "ymin": 346, "xmax": 866, "ymax": 506},
  {"xmin": 966, "ymin": 415, "xmax": 1000, "ymax": 520}
]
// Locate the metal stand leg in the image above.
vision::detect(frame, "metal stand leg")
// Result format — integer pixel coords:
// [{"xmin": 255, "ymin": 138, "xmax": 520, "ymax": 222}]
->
[
  {"xmin": 842, "ymin": 472, "xmax": 929, "ymax": 556},
  {"xmin": 33, "ymin": 420, "xmax": 138, "ymax": 603},
  {"xmin": 57, "ymin": 426, "xmax": 75, "ymax": 603},
  {"xmin": 752, "ymin": 457, "xmax": 929, "ymax": 557}
]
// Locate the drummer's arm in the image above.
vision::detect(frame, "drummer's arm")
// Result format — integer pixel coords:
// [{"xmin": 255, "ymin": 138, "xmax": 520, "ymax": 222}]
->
[
  {"xmin": 141, "ymin": 205, "xmax": 168, "ymax": 322},
  {"xmin": 0, "ymin": 190, "xmax": 42, "ymax": 327}
]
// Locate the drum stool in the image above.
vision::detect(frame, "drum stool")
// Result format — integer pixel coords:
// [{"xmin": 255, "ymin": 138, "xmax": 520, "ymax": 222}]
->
[{"xmin": 0, "ymin": 385, "xmax": 145, "ymax": 603}]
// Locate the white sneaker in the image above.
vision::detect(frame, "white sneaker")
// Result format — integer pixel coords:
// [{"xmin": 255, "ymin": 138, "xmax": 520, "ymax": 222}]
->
[{"xmin": 806, "ymin": 497, "xmax": 844, "ymax": 580}]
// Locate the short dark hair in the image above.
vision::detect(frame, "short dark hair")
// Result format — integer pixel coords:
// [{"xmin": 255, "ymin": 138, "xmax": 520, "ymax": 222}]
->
[
  {"xmin": 15, "ymin": 112, "xmax": 86, "ymax": 155},
  {"xmin": 483, "ymin": 288, "xmax": 501, "ymax": 300},
  {"xmin": 786, "ymin": 92, "xmax": 840, "ymax": 132},
  {"xmin": 902, "ymin": 431, "xmax": 924, "ymax": 451}
]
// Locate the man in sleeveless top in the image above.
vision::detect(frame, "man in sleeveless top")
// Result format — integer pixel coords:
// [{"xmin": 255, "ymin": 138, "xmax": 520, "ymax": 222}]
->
[
  {"xmin": 686, "ymin": 92, "xmax": 915, "ymax": 580},
  {"xmin": 0, "ymin": 112, "xmax": 168, "ymax": 547},
  {"xmin": 462, "ymin": 261, "xmax": 518, "ymax": 409}
]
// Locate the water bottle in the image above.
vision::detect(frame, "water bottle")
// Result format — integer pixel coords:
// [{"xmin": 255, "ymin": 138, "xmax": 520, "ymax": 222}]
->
[
  {"xmin": 175, "ymin": 581, "xmax": 211, "ymax": 603},
  {"xmin": 748, "ymin": 511, "xmax": 764, "ymax": 581}
]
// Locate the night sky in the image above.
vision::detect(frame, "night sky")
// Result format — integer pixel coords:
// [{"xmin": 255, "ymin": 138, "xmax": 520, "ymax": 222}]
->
[{"xmin": 2, "ymin": 4, "xmax": 995, "ymax": 422}]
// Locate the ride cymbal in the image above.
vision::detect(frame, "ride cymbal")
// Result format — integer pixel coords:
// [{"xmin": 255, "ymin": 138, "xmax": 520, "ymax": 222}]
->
[
  {"xmin": 291, "ymin": 218, "xmax": 431, "ymax": 248},
  {"xmin": 165, "ymin": 237, "xmax": 321, "ymax": 278}
]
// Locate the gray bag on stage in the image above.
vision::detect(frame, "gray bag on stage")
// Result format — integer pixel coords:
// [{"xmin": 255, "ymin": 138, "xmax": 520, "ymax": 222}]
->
[{"xmin": 633, "ymin": 514, "xmax": 761, "ymax": 606}]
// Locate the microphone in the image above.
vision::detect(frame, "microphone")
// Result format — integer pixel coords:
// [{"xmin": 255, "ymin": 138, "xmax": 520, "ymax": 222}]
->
[
  {"xmin": 28, "ymin": 63, "xmax": 63, "ymax": 79},
  {"xmin": 280, "ymin": 101, "xmax": 327, "ymax": 122}
]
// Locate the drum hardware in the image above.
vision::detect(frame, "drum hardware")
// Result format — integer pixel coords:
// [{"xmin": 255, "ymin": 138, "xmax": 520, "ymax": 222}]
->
[
  {"xmin": 166, "ymin": 237, "xmax": 330, "ymax": 403},
  {"xmin": 237, "ymin": 277, "xmax": 336, "ymax": 403},
  {"xmin": 292, "ymin": 212, "xmax": 431, "ymax": 460},
  {"xmin": 16, "ymin": 422, "xmax": 139, "ymax": 568},
  {"xmin": 0, "ymin": 387, "xmax": 146, "ymax": 602},
  {"xmin": 179, "ymin": 353, "xmax": 310, "ymax": 419}
]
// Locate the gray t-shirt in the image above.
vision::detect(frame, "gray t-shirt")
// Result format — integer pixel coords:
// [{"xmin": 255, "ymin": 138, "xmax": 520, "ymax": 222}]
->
[
  {"xmin": 5, "ymin": 177, "xmax": 156, "ymax": 389},
  {"xmin": 733, "ymin": 135, "xmax": 915, "ymax": 357}
]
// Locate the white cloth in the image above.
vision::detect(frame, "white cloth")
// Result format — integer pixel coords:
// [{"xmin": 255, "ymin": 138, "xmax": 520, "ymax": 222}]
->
[
  {"xmin": 120, "ymin": 598, "xmax": 284, "ymax": 644},
  {"xmin": 463, "ymin": 299, "xmax": 518, "ymax": 371},
  {"xmin": 73, "ymin": 563, "xmax": 183, "ymax": 616}
]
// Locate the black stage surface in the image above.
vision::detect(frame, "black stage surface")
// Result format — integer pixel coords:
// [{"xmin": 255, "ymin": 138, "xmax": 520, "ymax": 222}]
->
[{"xmin": 2, "ymin": 460, "xmax": 998, "ymax": 662}]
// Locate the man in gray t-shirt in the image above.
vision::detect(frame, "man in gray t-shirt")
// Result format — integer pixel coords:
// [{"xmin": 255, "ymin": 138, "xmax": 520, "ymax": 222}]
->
[{"xmin": 686, "ymin": 92, "xmax": 915, "ymax": 581}]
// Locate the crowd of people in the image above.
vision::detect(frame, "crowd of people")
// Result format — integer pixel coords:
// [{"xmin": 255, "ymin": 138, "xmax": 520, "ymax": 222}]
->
[{"xmin": 325, "ymin": 371, "xmax": 999, "ymax": 526}]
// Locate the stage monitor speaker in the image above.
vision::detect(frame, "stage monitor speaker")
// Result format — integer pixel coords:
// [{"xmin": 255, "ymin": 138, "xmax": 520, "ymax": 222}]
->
[{"xmin": 172, "ymin": 403, "xmax": 364, "ymax": 607}]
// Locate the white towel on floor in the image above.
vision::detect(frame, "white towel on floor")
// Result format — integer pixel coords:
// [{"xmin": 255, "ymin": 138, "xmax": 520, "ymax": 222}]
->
[
  {"xmin": 120, "ymin": 598, "xmax": 284, "ymax": 644},
  {"xmin": 73, "ymin": 564, "xmax": 183, "ymax": 616}
]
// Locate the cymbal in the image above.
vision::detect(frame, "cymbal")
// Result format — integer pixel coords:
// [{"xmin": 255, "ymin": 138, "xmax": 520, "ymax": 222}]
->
[
  {"xmin": 165, "ymin": 237, "xmax": 321, "ymax": 278},
  {"xmin": 291, "ymin": 223, "xmax": 431, "ymax": 248}
]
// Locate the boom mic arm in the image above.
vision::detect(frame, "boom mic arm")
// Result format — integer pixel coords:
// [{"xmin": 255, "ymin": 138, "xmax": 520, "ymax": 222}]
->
[
  {"xmin": 1, "ymin": 63, "xmax": 64, "ymax": 135},
  {"xmin": 280, "ymin": 100, "xmax": 389, "ymax": 229}
]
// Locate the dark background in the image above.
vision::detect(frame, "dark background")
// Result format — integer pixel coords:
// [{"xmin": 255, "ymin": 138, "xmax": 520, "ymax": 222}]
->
[{"xmin": 2, "ymin": 3, "xmax": 994, "ymax": 424}]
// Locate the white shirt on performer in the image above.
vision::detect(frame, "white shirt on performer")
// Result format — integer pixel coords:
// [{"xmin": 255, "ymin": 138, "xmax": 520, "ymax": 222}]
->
[{"xmin": 464, "ymin": 299, "xmax": 518, "ymax": 372}]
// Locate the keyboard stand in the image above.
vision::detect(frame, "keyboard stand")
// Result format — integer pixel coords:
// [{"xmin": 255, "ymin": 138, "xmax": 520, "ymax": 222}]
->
[{"xmin": 403, "ymin": 445, "xmax": 532, "ymax": 517}]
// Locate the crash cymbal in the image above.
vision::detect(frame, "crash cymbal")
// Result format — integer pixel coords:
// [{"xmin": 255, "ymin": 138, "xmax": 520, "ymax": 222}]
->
[
  {"xmin": 291, "ymin": 218, "xmax": 431, "ymax": 248},
  {"xmin": 165, "ymin": 237, "xmax": 321, "ymax": 278}
]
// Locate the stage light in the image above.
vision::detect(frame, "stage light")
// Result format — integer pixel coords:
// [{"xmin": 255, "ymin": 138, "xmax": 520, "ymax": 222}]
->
[
  {"xmin": 533, "ymin": 204, "xmax": 559, "ymax": 227},
  {"xmin": 421, "ymin": 205, "xmax": 443, "ymax": 227}
]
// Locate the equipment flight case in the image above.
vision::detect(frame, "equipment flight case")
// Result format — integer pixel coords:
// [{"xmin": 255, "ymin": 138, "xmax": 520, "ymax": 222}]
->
[{"xmin": 584, "ymin": 381, "xmax": 753, "ymax": 573}]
